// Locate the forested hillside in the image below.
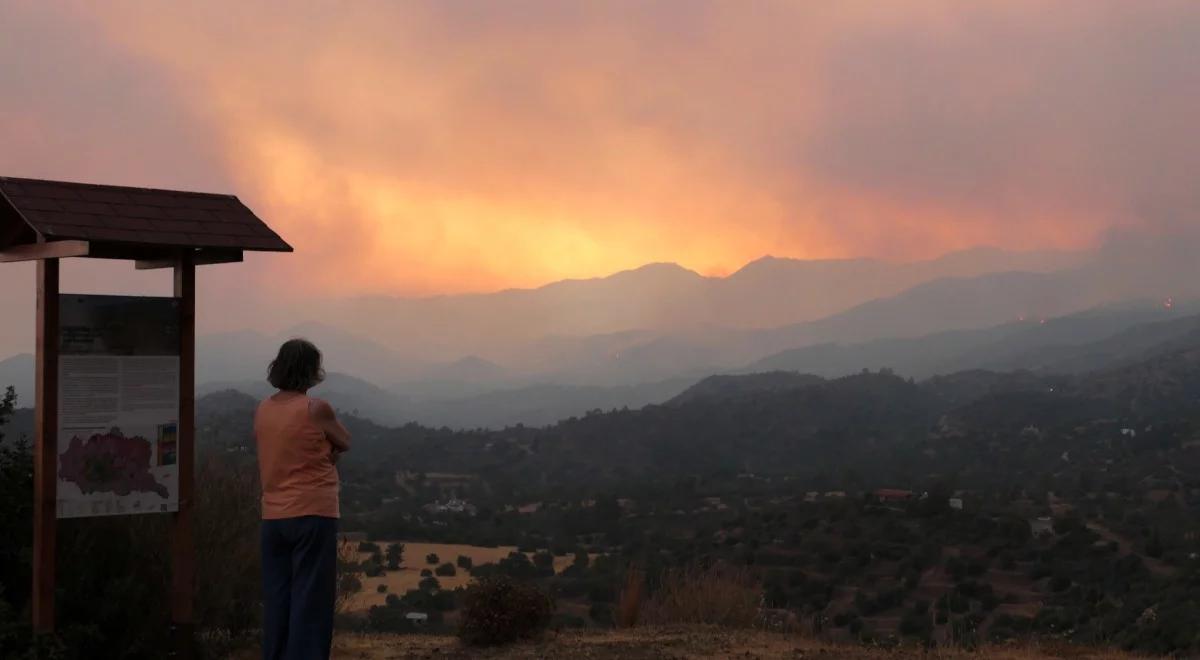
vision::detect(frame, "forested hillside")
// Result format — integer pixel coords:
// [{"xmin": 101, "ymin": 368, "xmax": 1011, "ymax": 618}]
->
[{"xmin": 7, "ymin": 313, "xmax": 1200, "ymax": 656}]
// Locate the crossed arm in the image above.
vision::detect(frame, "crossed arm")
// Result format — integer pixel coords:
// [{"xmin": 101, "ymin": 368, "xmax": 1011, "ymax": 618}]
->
[{"xmin": 310, "ymin": 398, "xmax": 351, "ymax": 455}]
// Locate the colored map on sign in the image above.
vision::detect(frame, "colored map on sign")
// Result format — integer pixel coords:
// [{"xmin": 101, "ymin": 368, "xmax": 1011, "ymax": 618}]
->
[{"xmin": 59, "ymin": 429, "xmax": 169, "ymax": 498}]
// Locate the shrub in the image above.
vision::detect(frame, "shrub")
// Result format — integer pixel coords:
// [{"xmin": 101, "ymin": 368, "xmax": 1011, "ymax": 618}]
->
[
  {"xmin": 436, "ymin": 562, "xmax": 457, "ymax": 577},
  {"xmin": 363, "ymin": 560, "xmax": 385, "ymax": 578},
  {"xmin": 426, "ymin": 553, "xmax": 440, "ymax": 565},
  {"xmin": 193, "ymin": 455, "xmax": 267, "ymax": 635},
  {"xmin": 419, "ymin": 577, "xmax": 441, "ymax": 592},
  {"xmin": 899, "ymin": 610, "xmax": 932, "ymax": 639},
  {"xmin": 848, "ymin": 615, "xmax": 864, "ymax": 634},
  {"xmin": 402, "ymin": 587, "xmax": 457, "ymax": 613},
  {"xmin": 495, "ymin": 552, "xmax": 540, "ymax": 580},
  {"xmin": 981, "ymin": 590, "xmax": 1000, "ymax": 611},
  {"xmin": 377, "ymin": 584, "xmax": 388, "ymax": 594},
  {"xmin": 640, "ymin": 563, "xmax": 760, "ymax": 628},
  {"xmin": 421, "ymin": 569, "xmax": 433, "ymax": 577},
  {"xmin": 616, "ymin": 567, "xmax": 643, "ymax": 628},
  {"xmin": 339, "ymin": 574, "xmax": 363, "ymax": 600},
  {"xmin": 533, "ymin": 551, "xmax": 555, "ymax": 572},
  {"xmin": 1050, "ymin": 575, "xmax": 1072, "ymax": 592},
  {"xmin": 589, "ymin": 602, "xmax": 614, "ymax": 626},
  {"xmin": 459, "ymin": 577, "xmax": 554, "ymax": 646},
  {"xmin": 457, "ymin": 555, "xmax": 474, "ymax": 571},
  {"xmin": 359, "ymin": 541, "xmax": 381, "ymax": 553},
  {"xmin": 386, "ymin": 543, "xmax": 405, "ymax": 570},
  {"xmin": 550, "ymin": 613, "xmax": 587, "ymax": 630}
]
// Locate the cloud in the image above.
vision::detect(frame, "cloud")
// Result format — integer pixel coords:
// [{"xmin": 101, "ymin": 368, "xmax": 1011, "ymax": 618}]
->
[
  {"xmin": 803, "ymin": 1, "xmax": 1200, "ymax": 239},
  {"xmin": 0, "ymin": 0, "xmax": 1197, "ymax": 300}
]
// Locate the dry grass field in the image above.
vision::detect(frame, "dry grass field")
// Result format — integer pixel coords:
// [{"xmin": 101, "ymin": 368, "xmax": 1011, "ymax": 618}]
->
[
  {"xmin": 229, "ymin": 626, "xmax": 1152, "ymax": 659},
  {"xmin": 347, "ymin": 542, "xmax": 580, "ymax": 612}
]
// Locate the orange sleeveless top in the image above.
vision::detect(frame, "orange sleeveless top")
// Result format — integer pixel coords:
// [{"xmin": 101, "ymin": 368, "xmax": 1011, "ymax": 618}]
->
[{"xmin": 254, "ymin": 393, "xmax": 340, "ymax": 519}]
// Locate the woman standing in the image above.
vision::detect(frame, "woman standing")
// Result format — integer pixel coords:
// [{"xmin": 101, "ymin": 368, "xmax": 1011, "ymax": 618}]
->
[{"xmin": 254, "ymin": 339, "xmax": 350, "ymax": 660}]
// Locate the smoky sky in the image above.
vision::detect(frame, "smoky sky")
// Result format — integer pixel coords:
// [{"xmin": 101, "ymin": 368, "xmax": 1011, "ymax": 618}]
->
[{"xmin": 0, "ymin": 0, "xmax": 1198, "ymax": 300}]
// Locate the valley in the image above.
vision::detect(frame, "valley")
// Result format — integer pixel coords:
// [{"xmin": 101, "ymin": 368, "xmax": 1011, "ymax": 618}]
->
[{"xmin": 169, "ymin": 308, "xmax": 1200, "ymax": 654}]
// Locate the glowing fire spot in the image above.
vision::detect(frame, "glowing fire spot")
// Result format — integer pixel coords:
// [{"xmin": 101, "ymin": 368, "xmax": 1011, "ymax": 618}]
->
[{"xmin": 1164, "ymin": 297, "xmax": 1175, "ymax": 310}]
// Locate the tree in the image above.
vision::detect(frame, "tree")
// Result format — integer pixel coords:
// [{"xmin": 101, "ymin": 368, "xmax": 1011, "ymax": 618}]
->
[
  {"xmin": 426, "ymin": 553, "xmax": 440, "ymax": 565},
  {"xmin": 358, "ymin": 541, "xmax": 381, "ymax": 553},
  {"xmin": 589, "ymin": 602, "xmax": 613, "ymax": 626},
  {"xmin": 0, "ymin": 386, "xmax": 11, "ymax": 438},
  {"xmin": 533, "ymin": 551, "xmax": 555, "ymax": 573},
  {"xmin": 596, "ymin": 496, "xmax": 622, "ymax": 526},
  {"xmin": 419, "ymin": 576, "xmax": 441, "ymax": 592},
  {"xmin": 457, "ymin": 555, "xmax": 474, "ymax": 571},
  {"xmin": 363, "ymin": 561, "xmax": 385, "ymax": 578},
  {"xmin": 0, "ymin": 386, "xmax": 33, "ymax": 629},
  {"xmin": 436, "ymin": 562, "xmax": 457, "ymax": 577},
  {"xmin": 1146, "ymin": 528, "xmax": 1164, "ymax": 559},
  {"xmin": 386, "ymin": 543, "xmax": 405, "ymax": 570},
  {"xmin": 338, "ymin": 574, "xmax": 363, "ymax": 598}
]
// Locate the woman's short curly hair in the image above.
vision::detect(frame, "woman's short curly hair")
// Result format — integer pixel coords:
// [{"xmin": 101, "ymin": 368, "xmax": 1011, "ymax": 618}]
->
[{"xmin": 267, "ymin": 338, "xmax": 325, "ymax": 392}]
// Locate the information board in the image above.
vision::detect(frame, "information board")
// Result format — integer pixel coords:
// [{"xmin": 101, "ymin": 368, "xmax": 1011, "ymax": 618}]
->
[{"xmin": 56, "ymin": 294, "xmax": 181, "ymax": 518}]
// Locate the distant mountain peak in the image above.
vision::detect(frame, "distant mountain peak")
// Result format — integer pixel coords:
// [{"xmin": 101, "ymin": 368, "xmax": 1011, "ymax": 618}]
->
[
  {"xmin": 604, "ymin": 261, "xmax": 703, "ymax": 282},
  {"xmin": 729, "ymin": 254, "xmax": 870, "ymax": 278},
  {"xmin": 530, "ymin": 261, "xmax": 705, "ymax": 295}
]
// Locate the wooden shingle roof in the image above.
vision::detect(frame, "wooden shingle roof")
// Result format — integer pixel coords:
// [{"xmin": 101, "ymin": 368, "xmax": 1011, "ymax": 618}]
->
[{"xmin": 0, "ymin": 176, "xmax": 290, "ymax": 264}]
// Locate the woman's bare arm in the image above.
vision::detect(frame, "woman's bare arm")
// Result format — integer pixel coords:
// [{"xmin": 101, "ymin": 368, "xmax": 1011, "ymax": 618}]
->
[{"xmin": 310, "ymin": 398, "xmax": 351, "ymax": 453}]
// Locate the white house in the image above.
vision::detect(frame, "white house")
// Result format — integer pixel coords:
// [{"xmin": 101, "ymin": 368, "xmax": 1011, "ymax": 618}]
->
[{"xmin": 406, "ymin": 612, "xmax": 429, "ymax": 626}]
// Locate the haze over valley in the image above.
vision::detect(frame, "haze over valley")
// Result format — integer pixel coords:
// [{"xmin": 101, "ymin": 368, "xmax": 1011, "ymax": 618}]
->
[{"xmin": 2, "ymin": 232, "xmax": 1195, "ymax": 429}]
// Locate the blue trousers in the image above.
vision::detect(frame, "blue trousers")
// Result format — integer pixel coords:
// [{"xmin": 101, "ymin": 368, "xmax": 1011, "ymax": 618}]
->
[{"xmin": 261, "ymin": 516, "xmax": 338, "ymax": 660}]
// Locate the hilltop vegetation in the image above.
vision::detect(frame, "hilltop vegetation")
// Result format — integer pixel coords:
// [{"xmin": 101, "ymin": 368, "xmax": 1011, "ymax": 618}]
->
[
  {"xmin": 5, "ymin": 305, "xmax": 1200, "ymax": 657},
  {"xmin": 174, "ymin": 323, "xmax": 1200, "ymax": 655}
]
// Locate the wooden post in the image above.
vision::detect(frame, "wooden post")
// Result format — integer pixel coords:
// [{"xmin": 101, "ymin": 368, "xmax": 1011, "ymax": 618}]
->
[
  {"xmin": 32, "ymin": 258, "xmax": 59, "ymax": 634},
  {"xmin": 170, "ymin": 252, "xmax": 196, "ymax": 658}
]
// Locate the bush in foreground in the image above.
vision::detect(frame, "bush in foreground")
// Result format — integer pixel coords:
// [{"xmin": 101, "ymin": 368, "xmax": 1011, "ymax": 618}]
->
[
  {"xmin": 641, "ymin": 562, "xmax": 761, "ymax": 628},
  {"xmin": 459, "ymin": 577, "xmax": 554, "ymax": 646}
]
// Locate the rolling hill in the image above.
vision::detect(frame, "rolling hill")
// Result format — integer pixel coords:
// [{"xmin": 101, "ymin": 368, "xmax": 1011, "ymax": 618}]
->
[{"xmin": 750, "ymin": 301, "xmax": 1197, "ymax": 379}]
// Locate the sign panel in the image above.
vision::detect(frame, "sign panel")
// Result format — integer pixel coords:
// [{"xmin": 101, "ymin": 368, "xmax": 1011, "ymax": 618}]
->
[{"xmin": 56, "ymin": 294, "xmax": 181, "ymax": 518}]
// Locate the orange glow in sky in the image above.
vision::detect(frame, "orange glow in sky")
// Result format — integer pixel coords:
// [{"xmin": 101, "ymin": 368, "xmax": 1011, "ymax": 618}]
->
[{"xmin": 2, "ymin": 1, "xmax": 1198, "ymax": 296}]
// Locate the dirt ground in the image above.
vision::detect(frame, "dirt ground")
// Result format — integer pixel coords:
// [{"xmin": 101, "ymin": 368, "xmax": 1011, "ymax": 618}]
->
[{"xmin": 228, "ymin": 626, "xmax": 1151, "ymax": 660}]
